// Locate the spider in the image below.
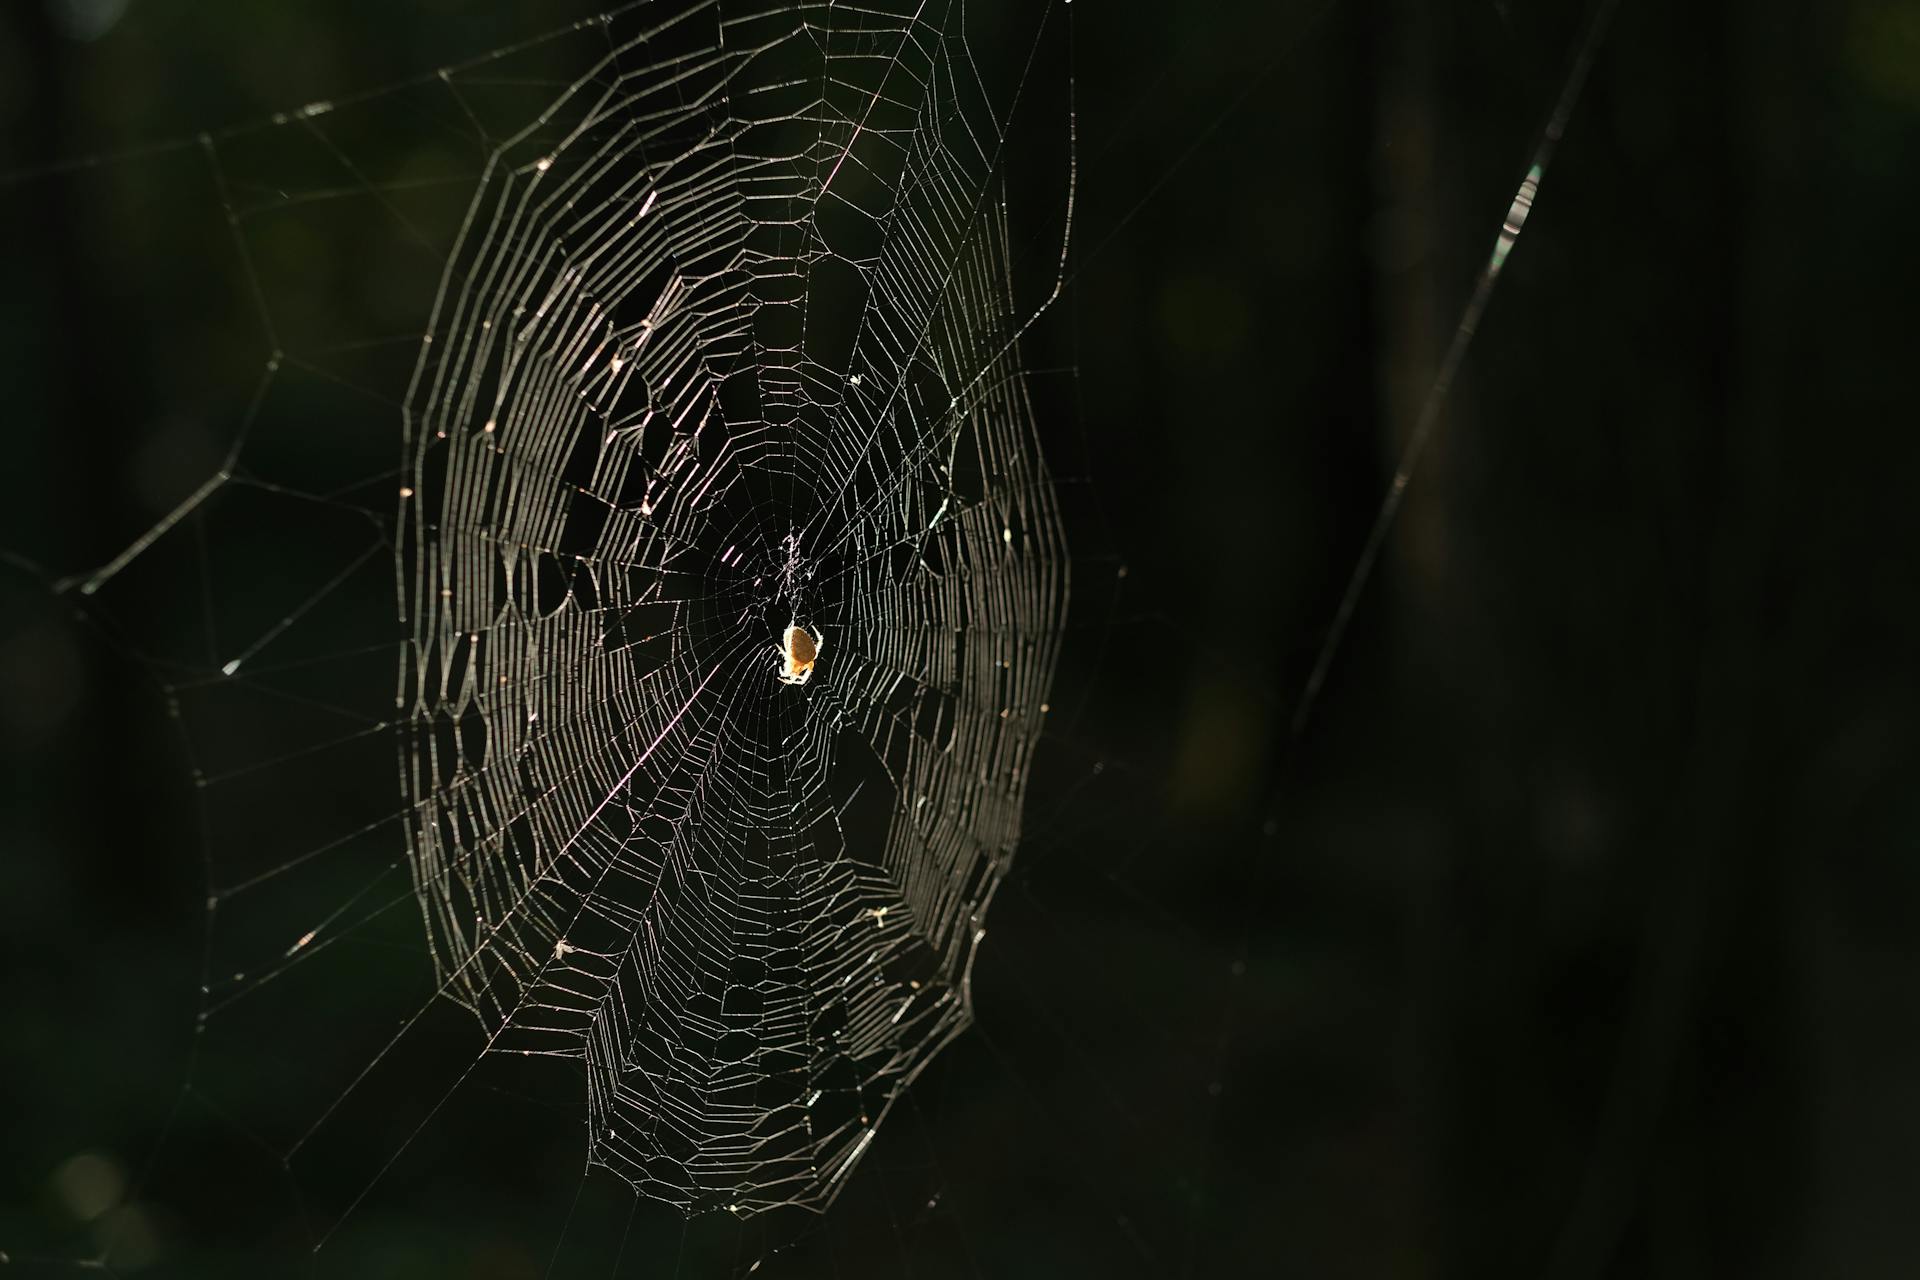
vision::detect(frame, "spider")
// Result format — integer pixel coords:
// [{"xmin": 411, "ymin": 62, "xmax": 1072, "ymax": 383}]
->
[{"xmin": 776, "ymin": 622, "xmax": 821, "ymax": 686}]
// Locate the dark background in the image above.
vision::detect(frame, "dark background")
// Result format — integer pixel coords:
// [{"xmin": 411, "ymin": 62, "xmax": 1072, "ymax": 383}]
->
[{"xmin": 4, "ymin": 0, "xmax": 1919, "ymax": 1276}]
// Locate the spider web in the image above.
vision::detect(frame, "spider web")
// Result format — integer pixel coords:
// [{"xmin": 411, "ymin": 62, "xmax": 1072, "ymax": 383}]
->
[
  {"xmin": 4, "ymin": 0, "xmax": 1076, "ymax": 1257},
  {"xmin": 0, "ymin": 0, "xmax": 1633, "ymax": 1272},
  {"xmin": 385, "ymin": 0, "xmax": 1068, "ymax": 1214}
]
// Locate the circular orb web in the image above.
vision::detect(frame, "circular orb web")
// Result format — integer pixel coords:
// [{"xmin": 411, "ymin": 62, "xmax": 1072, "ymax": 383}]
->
[{"xmin": 396, "ymin": 1, "xmax": 1066, "ymax": 1214}]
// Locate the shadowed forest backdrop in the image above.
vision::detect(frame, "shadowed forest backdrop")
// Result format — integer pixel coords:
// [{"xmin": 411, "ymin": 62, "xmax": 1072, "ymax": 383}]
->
[{"xmin": 3, "ymin": 0, "xmax": 1919, "ymax": 1276}]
